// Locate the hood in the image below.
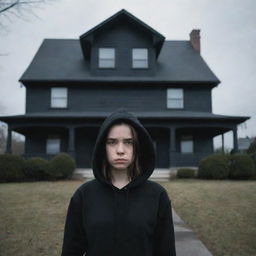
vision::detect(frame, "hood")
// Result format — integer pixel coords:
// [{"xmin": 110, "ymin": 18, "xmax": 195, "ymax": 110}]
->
[{"xmin": 92, "ymin": 109, "xmax": 155, "ymax": 189}]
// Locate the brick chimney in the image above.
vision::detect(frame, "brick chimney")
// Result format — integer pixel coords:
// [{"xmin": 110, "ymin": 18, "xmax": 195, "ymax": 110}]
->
[{"xmin": 190, "ymin": 29, "xmax": 200, "ymax": 53}]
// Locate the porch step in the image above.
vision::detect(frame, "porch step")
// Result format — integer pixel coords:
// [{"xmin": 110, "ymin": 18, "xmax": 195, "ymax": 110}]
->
[{"xmin": 73, "ymin": 168, "xmax": 180, "ymax": 181}]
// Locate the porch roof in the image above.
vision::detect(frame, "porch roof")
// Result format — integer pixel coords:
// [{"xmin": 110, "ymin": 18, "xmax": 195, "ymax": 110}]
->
[{"xmin": 0, "ymin": 111, "xmax": 249, "ymax": 125}]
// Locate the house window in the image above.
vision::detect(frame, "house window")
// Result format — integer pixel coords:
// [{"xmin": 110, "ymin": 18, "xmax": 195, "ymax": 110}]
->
[
  {"xmin": 46, "ymin": 138, "xmax": 61, "ymax": 155},
  {"xmin": 51, "ymin": 87, "xmax": 68, "ymax": 108},
  {"xmin": 181, "ymin": 136, "xmax": 193, "ymax": 153},
  {"xmin": 132, "ymin": 48, "xmax": 148, "ymax": 68},
  {"xmin": 167, "ymin": 88, "xmax": 184, "ymax": 109},
  {"xmin": 99, "ymin": 48, "xmax": 115, "ymax": 68}
]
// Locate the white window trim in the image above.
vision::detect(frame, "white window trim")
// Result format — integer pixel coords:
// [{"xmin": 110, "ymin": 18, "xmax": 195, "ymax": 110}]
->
[
  {"xmin": 132, "ymin": 48, "xmax": 148, "ymax": 69},
  {"xmin": 51, "ymin": 87, "xmax": 68, "ymax": 108},
  {"xmin": 46, "ymin": 137, "xmax": 61, "ymax": 155},
  {"xmin": 98, "ymin": 48, "xmax": 115, "ymax": 68},
  {"xmin": 167, "ymin": 88, "xmax": 184, "ymax": 109},
  {"xmin": 180, "ymin": 136, "xmax": 194, "ymax": 154}
]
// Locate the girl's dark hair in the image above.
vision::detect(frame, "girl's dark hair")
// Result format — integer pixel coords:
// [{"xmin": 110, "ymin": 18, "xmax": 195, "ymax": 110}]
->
[{"xmin": 102, "ymin": 122, "xmax": 142, "ymax": 182}]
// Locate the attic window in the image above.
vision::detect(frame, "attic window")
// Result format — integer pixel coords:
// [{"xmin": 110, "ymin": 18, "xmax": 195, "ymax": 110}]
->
[
  {"xmin": 99, "ymin": 48, "xmax": 115, "ymax": 68},
  {"xmin": 132, "ymin": 48, "xmax": 148, "ymax": 68}
]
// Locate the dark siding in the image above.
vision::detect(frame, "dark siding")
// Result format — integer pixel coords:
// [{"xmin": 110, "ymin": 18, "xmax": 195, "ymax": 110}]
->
[
  {"xmin": 184, "ymin": 87, "xmax": 212, "ymax": 112},
  {"xmin": 26, "ymin": 86, "xmax": 212, "ymax": 113},
  {"xmin": 26, "ymin": 87, "xmax": 50, "ymax": 113}
]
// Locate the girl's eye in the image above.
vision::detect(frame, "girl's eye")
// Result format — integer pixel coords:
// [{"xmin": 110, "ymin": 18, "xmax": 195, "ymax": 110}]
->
[
  {"xmin": 106, "ymin": 140, "xmax": 116, "ymax": 145},
  {"xmin": 125, "ymin": 140, "xmax": 133, "ymax": 145}
]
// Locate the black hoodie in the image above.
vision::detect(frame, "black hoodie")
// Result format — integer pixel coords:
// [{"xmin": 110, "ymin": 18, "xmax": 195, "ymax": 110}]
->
[{"xmin": 61, "ymin": 109, "xmax": 176, "ymax": 256}]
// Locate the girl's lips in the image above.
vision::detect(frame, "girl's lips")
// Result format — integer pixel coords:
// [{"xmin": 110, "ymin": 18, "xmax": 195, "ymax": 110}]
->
[{"xmin": 114, "ymin": 159, "xmax": 127, "ymax": 163}]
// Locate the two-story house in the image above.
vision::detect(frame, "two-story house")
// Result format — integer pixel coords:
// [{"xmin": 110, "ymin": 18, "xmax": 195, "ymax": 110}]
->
[{"xmin": 1, "ymin": 9, "xmax": 249, "ymax": 169}]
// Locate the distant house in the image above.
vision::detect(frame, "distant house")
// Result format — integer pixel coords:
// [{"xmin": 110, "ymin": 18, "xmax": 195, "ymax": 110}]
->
[
  {"xmin": 238, "ymin": 137, "xmax": 255, "ymax": 153},
  {"xmin": 0, "ymin": 9, "xmax": 249, "ymax": 168}
]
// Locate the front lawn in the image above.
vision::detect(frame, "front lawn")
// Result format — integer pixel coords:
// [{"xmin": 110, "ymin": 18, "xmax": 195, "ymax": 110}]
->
[
  {"xmin": 162, "ymin": 180, "xmax": 256, "ymax": 256},
  {"xmin": 0, "ymin": 180, "xmax": 255, "ymax": 256}
]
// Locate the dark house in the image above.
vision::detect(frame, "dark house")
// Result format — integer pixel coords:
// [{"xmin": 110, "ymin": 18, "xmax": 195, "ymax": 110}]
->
[{"xmin": 1, "ymin": 9, "xmax": 249, "ymax": 168}]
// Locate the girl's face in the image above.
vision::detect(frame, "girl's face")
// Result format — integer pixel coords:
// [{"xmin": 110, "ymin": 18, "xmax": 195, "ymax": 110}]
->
[{"xmin": 106, "ymin": 123, "xmax": 134, "ymax": 172}]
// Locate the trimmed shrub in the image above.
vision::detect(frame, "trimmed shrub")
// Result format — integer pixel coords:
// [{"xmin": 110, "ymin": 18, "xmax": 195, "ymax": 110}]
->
[
  {"xmin": 177, "ymin": 168, "xmax": 196, "ymax": 179},
  {"xmin": 0, "ymin": 154, "xmax": 25, "ymax": 182},
  {"xmin": 229, "ymin": 154, "xmax": 255, "ymax": 180},
  {"xmin": 23, "ymin": 157, "xmax": 50, "ymax": 181},
  {"xmin": 48, "ymin": 153, "xmax": 75, "ymax": 180},
  {"xmin": 198, "ymin": 154, "xmax": 230, "ymax": 179}
]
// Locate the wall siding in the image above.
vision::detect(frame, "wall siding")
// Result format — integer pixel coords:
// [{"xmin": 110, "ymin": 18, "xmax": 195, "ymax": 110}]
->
[{"xmin": 26, "ymin": 86, "xmax": 212, "ymax": 113}]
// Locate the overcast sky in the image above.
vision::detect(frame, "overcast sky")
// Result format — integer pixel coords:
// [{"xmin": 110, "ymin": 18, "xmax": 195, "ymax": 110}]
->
[{"xmin": 0, "ymin": 0, "xmax": 255, "ymax": 148}]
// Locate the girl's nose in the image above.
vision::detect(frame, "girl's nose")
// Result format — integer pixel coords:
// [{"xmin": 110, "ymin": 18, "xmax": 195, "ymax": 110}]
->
[{"xmin": 117, "ymin": 143, "xmax": 124, "ymax": 154}]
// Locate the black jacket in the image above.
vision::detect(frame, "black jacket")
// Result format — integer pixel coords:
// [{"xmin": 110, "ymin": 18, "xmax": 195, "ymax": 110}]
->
[{"xmin": 61, "ymin": 110, "xmax": 176, "ymax": 256}]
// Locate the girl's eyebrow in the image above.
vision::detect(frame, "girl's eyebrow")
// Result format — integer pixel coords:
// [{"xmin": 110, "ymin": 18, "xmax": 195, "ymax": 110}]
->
[{"xmin": 106, "ymin": 138, "xmax": 133, "ymax": 140}]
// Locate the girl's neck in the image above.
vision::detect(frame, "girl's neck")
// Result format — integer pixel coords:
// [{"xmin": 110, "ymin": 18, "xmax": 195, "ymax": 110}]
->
[{"xmin": 111, "ymin": 169, "xmax": 131, "ymax": 189}]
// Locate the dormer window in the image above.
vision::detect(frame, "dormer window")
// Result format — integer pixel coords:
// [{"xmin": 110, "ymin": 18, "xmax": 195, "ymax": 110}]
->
[
  {"xmin": 99, "ymin": 48, "xmax": 115, "ymax": 68},
  {"xmin": 51, "ymin": 87, "xmax": 68, "ymax": 108},
  {"xmin": 132, "ymin": 48, "xmax": 148, "ymax": 68},
  {"xmin": 167, "ymin": 88, "xmax": 184, "ymax": 109}
]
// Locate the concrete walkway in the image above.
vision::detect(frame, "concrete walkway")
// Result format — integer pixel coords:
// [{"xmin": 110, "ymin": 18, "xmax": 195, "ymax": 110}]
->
[{"xmin": 173, "ymin": 210, "xmax": 213, "ymax": 256}]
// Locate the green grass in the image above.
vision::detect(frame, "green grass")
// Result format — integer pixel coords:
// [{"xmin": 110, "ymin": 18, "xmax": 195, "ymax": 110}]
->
[{"xmin": 0, "ymin": 180, "xmax": 256, "ymax": 256}]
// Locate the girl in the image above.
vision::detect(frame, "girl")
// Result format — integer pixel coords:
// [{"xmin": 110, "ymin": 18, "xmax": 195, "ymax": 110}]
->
[{"xmin": 61, "ymin": 109, "xmax": 176, "ymax": 256}]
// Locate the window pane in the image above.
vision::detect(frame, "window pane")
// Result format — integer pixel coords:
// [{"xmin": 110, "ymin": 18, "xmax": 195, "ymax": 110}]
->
[
  {"xmin": 51, "ymin": 98, "xmax": 67, "ymax": 108},
  {"xmin": 167, "ymin": 99, "xmax": 183, "ymax": 108},
  {"xmin": 167, "ymin": 88, "xmax": 183, "ymax": 98},
  {"xmin": 133, "ymin": 59, "xmax": 148, "ymax": 68},
  {"xmin": 51, "ymin": 88, "xmax": 67, "ymax": 108},
  {"xmin": 99, "ymin": 59, "xmax": 115, "ymax": 68},
  {"xmin": 46, "ymin": 138, "xmax": 60, "ymax": 155},
  {"xmin": 52, "ymin": 88, "xmax": 67, "ymax": 97},
  {"xmin": 181, "ymin": 137, "xmax": 193, "ymax": 153},
  {"xmin": 99, "ymin": 48, "xmax": 115, "ymax": 58},
  {"xmin": 133, "ymin": 48, "xmax": 148, "ymax": 59},
  {"xmin": 167, "ymin": 88, "xmax": 184, "ymax": 108},
  {"xmin": 132, "ymin": 48, "xmax": 148, "ymax": 68}
]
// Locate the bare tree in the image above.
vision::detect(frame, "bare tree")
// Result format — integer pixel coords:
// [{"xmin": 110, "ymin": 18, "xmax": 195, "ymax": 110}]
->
[
  {"xmin": 0, "ymin": 0, "xmax": 57, "ymax": 29},
  {"xmin": 0, "ymin": 0, "xmax": 51, "ymax": 14}
]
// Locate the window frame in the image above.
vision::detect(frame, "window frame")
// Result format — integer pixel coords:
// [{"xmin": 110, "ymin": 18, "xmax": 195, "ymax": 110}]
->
[
  {"xmin": 98, "ymin": 48, "xmax": 115, "ymax": 69},
  {"xmin": 167, "ymin": 88, "xmax": 184, "ymax": 109},
  {"xmin": 132, "ymin": 48, "xmax": 149, "ymax": 69},
  {"xmin": 51, "ymin": 87, "xmax": 68, "ymax": 109}
]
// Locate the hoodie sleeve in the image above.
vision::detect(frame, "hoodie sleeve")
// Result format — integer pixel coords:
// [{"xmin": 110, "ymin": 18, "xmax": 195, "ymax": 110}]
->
[
  {"xmin": 61, "ymin": 190, "xmax": 87, "ymax": 256},
  {"xmin": 153, "ymin": 190, "xmax": 176, "ymax": 256}
]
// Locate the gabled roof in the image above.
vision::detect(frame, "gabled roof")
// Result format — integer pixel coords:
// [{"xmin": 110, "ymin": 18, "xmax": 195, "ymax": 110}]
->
[
  {"xmin": 79, "ymin": 9, "xmax": 165, "ymax": 58},
  {"xmin": 20, "ymin": 39, "xmax": 220, "ymax": 85}
]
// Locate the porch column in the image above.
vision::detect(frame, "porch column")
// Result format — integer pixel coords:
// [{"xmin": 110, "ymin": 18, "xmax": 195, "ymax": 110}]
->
[
  {"xmin": 68, "ymin": 127, "xmax": 75, "ymax": 158},
  {"xmin": 6, "ymin": 126, "xmax": 12, "ymax": 154},
  {"xmin": 233, "ymin": 126, "xmax": 238, "ymax": 153},
  {"xmin": 221, "ymin": 133, "xmax": 224, "ymax": 153},
  {"xmin": 169, "ymin": 127, "xmax": 176, "ymax": 167}
]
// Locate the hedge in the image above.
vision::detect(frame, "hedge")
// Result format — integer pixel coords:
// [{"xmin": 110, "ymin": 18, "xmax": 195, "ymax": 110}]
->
[
  {"xmin": 23, "ymin": 157, "xmax": 50, "ymax": 181},
  {"xmin": 229, "ymin": 154, "xmax": 255, "ymax": 180},
  {"xmin": 177, "ymin": 168, "xmax": 196, "ymax": 179},
  {"xmin": 0, "ymin": 154, "xmax": 26, "ymax": 182},
  {"xmin": 198, "ymin": 154, "xmax": 230, "ymax": 179},
  {"xmin": 48, "ymin": 153, "xmax": 76, "ymax": 180}
]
